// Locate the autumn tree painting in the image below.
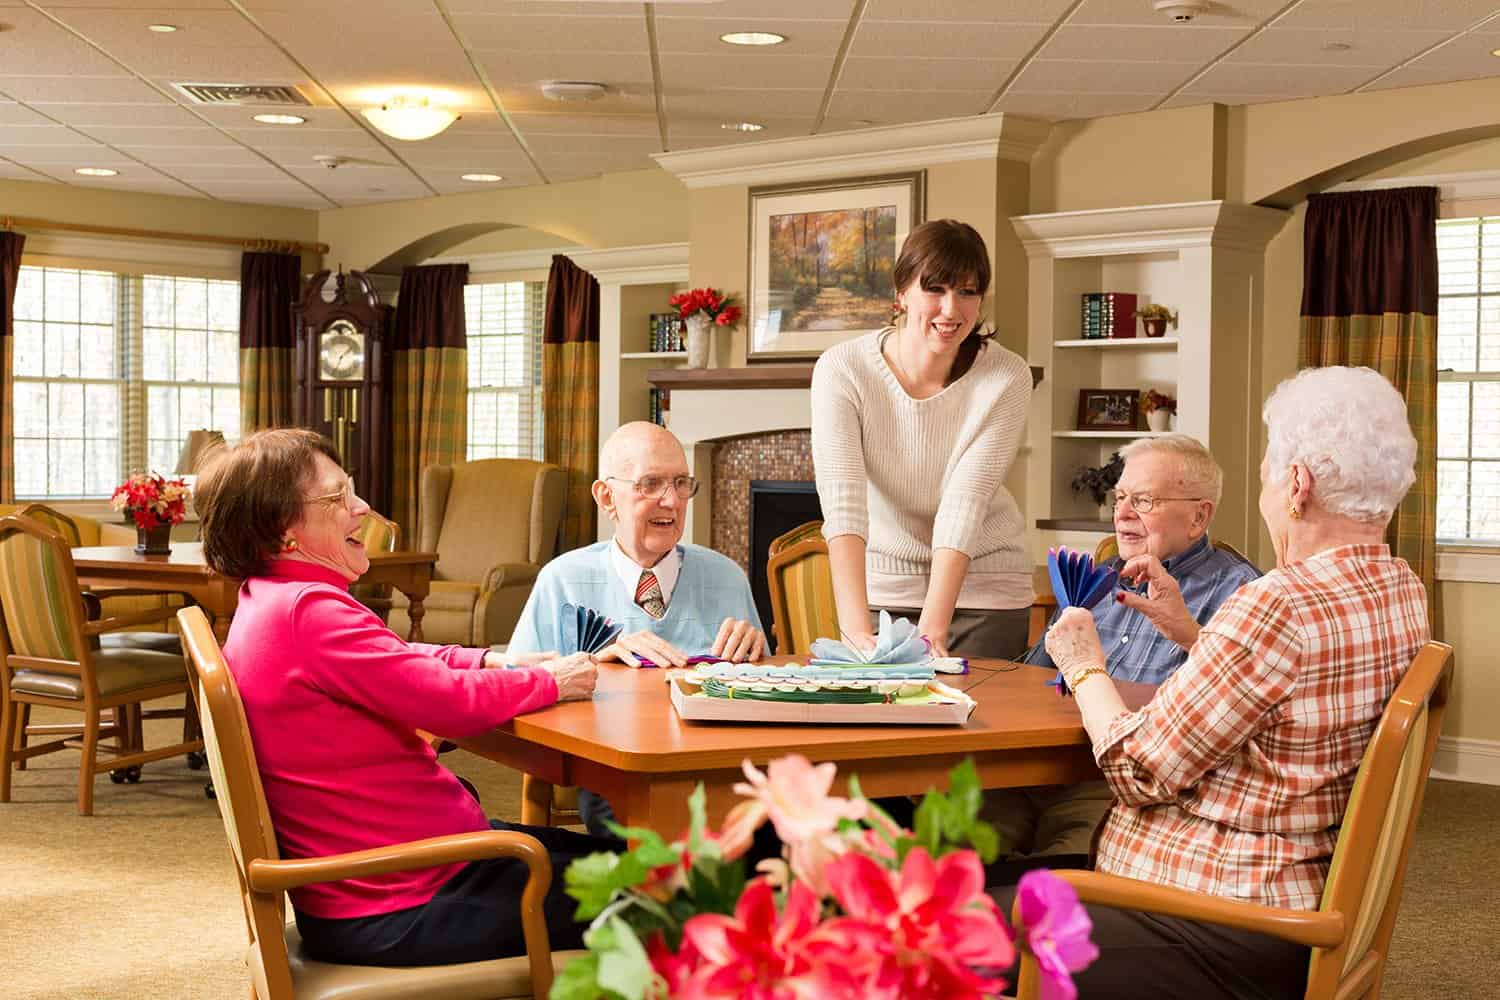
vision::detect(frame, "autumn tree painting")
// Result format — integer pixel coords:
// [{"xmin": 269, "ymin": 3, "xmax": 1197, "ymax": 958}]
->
[{"xmin": 766, "ymin": 205, "xmax": 897, "ymax": 331}]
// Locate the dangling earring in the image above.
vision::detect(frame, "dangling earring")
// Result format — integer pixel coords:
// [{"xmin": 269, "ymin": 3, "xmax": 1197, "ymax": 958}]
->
[
  {"xmin": 283, "ymin": 537, "xmax": 299, "ymax": 551},
  {"xmin": 890, "ymin": 299, "xmax": 905, "ymax": 321}
]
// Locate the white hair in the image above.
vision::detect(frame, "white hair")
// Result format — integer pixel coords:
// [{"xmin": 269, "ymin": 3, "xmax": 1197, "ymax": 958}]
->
[
  {"xmin": 1261, "ymin": 366, "xmax": 1416, "ymax": 523},
  {"xmin": 1118, "ymin": 433, "xmax": 1223, "ymax": 507}
]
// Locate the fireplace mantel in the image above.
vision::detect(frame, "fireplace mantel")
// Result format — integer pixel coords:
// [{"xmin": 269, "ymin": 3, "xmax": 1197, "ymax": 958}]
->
[{"xmin": 647, "ymin": 365, "xmax": 813, "ymax": 391}]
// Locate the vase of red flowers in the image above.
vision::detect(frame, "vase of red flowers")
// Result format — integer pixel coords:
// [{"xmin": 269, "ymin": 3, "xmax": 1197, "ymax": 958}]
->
[
  {"xmin": 669, "ymin": 287, "xmax": 742, "ymax": 369},
  {"xmin": 111, "ymin": 471, "xmax": 190, "ymax": 555}
]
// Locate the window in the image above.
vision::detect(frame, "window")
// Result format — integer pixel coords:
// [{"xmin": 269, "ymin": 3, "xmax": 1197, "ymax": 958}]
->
[
  {"xmin": 1437, "ymin": 218, "xmax": 1500, "ymax": 545},
  {"xmin": 11, "ymin": 266, "xmax": 240, "ymax": 500},
  {"xmin": 464, "ymin": 280, "xmax": 544, "ymax": 461}
]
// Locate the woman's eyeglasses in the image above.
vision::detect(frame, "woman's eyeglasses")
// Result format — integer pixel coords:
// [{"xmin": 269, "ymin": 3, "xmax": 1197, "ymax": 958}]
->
[
  {"xmin": 605, "ymin": 475, "xmax": 701, "ymax": 500},
  {"xmin": 305, "ymin": 478, "xmax": 357, "ymax": 510},
  {"xmin": 1111, "ymin": 492, "xmax": 1201, "ymax": 515}
]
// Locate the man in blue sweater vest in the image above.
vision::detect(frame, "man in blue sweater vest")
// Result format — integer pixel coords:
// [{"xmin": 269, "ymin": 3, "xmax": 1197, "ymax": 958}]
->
[{"xmin": 509, "ymin": 421, "xmax": 766, "ymax": 835}]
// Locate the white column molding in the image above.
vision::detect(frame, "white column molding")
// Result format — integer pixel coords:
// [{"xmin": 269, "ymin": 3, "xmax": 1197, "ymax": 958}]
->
[{"xmin": 1011, "ymin": 201, "xmax": 1291, "ymax": 259}]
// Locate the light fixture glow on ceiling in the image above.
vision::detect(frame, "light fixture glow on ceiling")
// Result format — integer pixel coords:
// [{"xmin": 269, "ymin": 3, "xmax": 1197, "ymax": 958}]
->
[
  {"xmin": 461, "ymin": 173, "xmax": 503, "ymax": 182},
  {"xmin": 253, "ymin": 113, "xmax": 305, "ymax": 125},
  {"xmin": 74, "ymin": 167, "xmax": 118, "ymax": 177},
  {"xmin": 721, "ymin": 121, "xmax": 764, "ymax": 132},
  {"xmin": 720, "ymin": 31, "xmax": 785, "ymax": 46},
  {"xmin": 1492, "ymin": 47, "xmax": 1500, "ymax": 57},
  {"xmin": 147, "ymin": 23, "xmax": 178, "ymax": 33},
  {"xmin": 362, "ymin": 94, "xmax": 459, "ymax": 141}
]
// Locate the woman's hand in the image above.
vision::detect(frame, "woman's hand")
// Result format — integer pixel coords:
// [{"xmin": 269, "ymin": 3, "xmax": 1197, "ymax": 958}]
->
[
  {"xmin": 712, "ymin": 618, "xmax": 766, "ymax": 662},
  {"xmin": 918, "ymin": 624, "xmax": 951, "ymax": 659},
  {"xmin": 1116, "ymin": 554, "xmax": 1200, "ymax": 651},
  {"xmin": 1045, "ymin": 607, "xmax": 1106, "ymax": 679},
  {"xmin": 840, "ymin": 624, "xmax": 877, "ymax": 654},
  {"xmin": 542, "ymin": 652, "xmax": 598, "ymax": 701}
]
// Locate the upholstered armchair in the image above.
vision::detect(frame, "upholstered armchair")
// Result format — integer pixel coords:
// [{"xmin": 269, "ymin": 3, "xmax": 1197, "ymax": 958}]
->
[{"xmin": 388, "ymin": 459, "xmax": 564, "ymax": 648}]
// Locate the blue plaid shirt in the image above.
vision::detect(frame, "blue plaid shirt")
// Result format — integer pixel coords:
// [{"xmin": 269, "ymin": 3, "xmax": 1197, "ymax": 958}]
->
[{"xmin": 1025, "ymin": 535, "xmax": 1261, "ymax": 685}]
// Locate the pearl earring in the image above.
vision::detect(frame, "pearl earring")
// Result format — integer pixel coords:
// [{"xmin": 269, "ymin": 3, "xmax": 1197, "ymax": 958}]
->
[{"xmin": 283, "ymin": 537, "xmax": 299, "ymax": 551}]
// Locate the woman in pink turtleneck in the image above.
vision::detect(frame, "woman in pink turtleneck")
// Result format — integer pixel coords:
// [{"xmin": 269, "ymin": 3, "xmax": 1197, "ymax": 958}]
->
[{"xmin": 195, "ymin": 428, "xmax": 606, "ymax": 967}]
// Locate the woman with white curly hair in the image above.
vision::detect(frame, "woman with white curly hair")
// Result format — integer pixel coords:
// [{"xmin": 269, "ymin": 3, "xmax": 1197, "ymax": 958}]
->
[{"xmin": 1012, "ymin": 366, "xmax": 1430, "ymax": 999}]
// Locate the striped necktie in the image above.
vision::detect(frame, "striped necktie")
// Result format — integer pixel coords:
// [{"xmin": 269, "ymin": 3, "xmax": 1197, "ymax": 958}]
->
[{"xmin": 635, "ymin": 569, "xmax": 666, "ymax": 620}]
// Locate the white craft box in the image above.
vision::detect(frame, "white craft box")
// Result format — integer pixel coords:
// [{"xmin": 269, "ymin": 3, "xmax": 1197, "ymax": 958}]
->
[{"xmin": 668, "ymin": 676, "xmax": 976, "ymax": 726}]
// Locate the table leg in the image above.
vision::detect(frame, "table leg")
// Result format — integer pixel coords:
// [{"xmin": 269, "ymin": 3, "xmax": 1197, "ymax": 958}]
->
[
  {"xmin": 521, "ymin": 773, "xmax": 554, "ymax": 826},
  {"xmin": 405, "ymin": 593, "xmax": 426, "ymax": 643}
]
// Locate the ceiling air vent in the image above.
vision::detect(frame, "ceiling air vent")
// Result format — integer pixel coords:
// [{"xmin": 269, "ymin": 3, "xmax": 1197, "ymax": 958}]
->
[{"xmin": 172, "ymin": 83, "xmax": 311, "ymax": 106}]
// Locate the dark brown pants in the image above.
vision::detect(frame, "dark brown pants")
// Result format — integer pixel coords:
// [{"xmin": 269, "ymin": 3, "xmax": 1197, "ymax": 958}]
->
[{"xmin": 876, "ymin": 605, "xmax": 1032, "ymax": 661}]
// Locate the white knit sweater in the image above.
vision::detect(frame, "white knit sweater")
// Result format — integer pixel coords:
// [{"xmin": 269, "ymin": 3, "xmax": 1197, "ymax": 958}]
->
[{"xmin": 811, "ymin": 328, "xmax": 1033, "ymax": 610}]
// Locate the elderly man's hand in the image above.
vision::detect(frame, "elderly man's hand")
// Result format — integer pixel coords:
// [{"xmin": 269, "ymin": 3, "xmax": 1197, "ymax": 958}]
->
[
  {"xmin": 541, "ymin": 652, "xmax": 597, "ymax": 701},
  {"xmin": 1045, "ymin": 606, "xmax": 1106, "ymax": 677},
  {"xmin": 1117, "ymin": 554, "xmax": 1200, "ymax": 651},
  {"xmin": 595, "ymin": 630, "xmax": 688, "ymax": 668},
  {"xmin": 712, "ymin": 618, "xmax": 765, "ymax": 662}
]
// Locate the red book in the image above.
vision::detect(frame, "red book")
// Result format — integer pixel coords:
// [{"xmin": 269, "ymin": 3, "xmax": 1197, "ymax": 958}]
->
[{"xmin": 1105, "ymin": 292, "xmax": 1137, "ymax": 338}]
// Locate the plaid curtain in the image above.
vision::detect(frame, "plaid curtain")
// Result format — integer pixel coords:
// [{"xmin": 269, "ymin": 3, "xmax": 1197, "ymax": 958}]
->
[
  {"xmin": 543, "ymin": 255, "xmax": 600, "ymax": 551},
  {"xmin": 0, "ymin": 231, "xmax": 23, "ymax": 504},
  {"xmin": 1299, "ymin": 186, "xmax": 1438, "ymax": 600},
  {"xmin": 391, "ymin": 263, "xmax": 469, "ymax": 543},
  {"xmin": 238, "ymin": 251, "xmax": 300, "ymax": 432}
]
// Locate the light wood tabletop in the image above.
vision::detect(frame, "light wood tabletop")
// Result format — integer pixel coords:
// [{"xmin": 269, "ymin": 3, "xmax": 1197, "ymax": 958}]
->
[
  {"xmin": 70, "ymin": 543, "xmax": 438, "ymax": 642},
  {"xmin": 458, "ymin": 657, "xmax": 1153, "ymax": 836}
]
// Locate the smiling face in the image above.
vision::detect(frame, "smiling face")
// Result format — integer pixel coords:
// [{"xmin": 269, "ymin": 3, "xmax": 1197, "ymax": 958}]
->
[
  {"xmin": 282, "ymin": 452, "xmax": 372, "ymax": 581},
  {"xmin": 897, "ymin": 272, "xmax": 983, "ymax": 358},
  {"xmin": 594, "ymin": 423, "xmax": 689, "ymax": 567},
  {"xmin": 1112, "ymin": 450, "xmax": 1211, "ymax": 562}
]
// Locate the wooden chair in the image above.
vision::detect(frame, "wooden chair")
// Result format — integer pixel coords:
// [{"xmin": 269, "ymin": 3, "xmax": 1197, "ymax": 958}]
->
[
  {"xmin": 0, "ymin": 515, "xmax": 203, "ymax": 814},
  {"xmin": 766, "ymin": 519, "xmax": 839, "ymax": 656},
  {"xmin": 1093, "ymin": 534, "xmax": 1255, "ymax": 569},
  {"xmin": 176, "ymin": 605, "xmax": 583, "ymax": 1000},
  {"xmin": 349, "ymin": 510, "xmax": 400, "ymax": 620},
  {"xmin": 1013, "ymin": 640, "xmax": 1455, "ymax": 1000}
]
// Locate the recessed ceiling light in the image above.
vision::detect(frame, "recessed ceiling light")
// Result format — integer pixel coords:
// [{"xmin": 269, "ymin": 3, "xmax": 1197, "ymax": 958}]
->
[
  {"xmin": 461, "ymin": 173, "xmax": 503, "ymax": 182},
  {"xmin": 74, "ymin": 167, "xmax": 118, "ymax": 177},
  {"xmin": 720, "ymin": 31, "xmax": 785, "ymax": 46},
  {"xmin": 1492, "ymin": 47, "xmax": 1500, "ymax": 57},
  {"xmin": 147, "ymin": 23, "xmax": 178, "ymax": 33},
  {"xmin": 253, "ymin": 113, "xmax": 305, "ymax": 125},
  {"xmin": 721, "ymin": 121, "xmax": 764, "ymax": 132}
]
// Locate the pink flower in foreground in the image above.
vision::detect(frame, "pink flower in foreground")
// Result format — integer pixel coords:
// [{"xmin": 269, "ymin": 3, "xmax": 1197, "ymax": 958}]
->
[
  {"xmin": 714, "ymin": 798, "xmax": 767, "ymax": 862},
  {"xmin": 824, "ymin": 848, "xmax": 1016, "ymax": 1000},
  {"xmin": 1016, "ymin": 870, "xmax": 1098, "ymax": 1000},
  {"xmin": 679, "ymin": 879, "xmax": 863, "ymax": 999},
  {"xmin": 733, "ymin": 755, "xmax": 866, "ymax": 844}
]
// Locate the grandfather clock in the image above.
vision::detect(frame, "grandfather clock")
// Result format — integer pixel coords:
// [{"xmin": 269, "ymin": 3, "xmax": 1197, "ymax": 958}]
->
[{"xmin": 293, "ymin": 270, "xmax": 393, "ymax": 515}]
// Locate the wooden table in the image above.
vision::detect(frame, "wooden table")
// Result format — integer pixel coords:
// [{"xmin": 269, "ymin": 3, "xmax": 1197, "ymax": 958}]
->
[
  {"xmin": 459, "ymin": 658, "xmax": 1153, "ymax": 836},
  {"xmin": 70, "ymin": 543, "xmax": 437, "ymax": 643}
]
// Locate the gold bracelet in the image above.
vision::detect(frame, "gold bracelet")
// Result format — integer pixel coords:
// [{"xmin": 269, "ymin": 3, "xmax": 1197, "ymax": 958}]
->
[{"xmin": 1066, "ymin": 667, "xmax": 1108, "ymax": 690}]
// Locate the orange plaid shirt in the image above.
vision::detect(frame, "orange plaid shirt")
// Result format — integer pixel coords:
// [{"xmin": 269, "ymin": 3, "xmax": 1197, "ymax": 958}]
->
[{"xmin": 1093, "ymin": 544, "xmax": 1429, "ymax": 910}]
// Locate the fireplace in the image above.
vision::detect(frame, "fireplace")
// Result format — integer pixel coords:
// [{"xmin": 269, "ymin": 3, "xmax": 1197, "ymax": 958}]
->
[{"xmin": 747, "ymin": 480, "xmax": 823, "ymax": 650}]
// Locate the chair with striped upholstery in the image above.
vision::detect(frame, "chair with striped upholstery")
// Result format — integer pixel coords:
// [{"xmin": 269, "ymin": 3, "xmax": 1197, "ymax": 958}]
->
[
  {"xmin": 0, "ymin": 514, "xmax": 202, "ymax": 814},
  {"xmin": 177, "ymin": 605, "xmax": 578, "ymax": 1000},
  {"xmin": 1013, "ymin": 640, "xmax": 1454, "ymax": 1000},
  {"xmin": 766, "ymin": 520, "xmax": 839, "ymax": 656},
  {"xmin": 349, "ymin": 510, "xmax": 400, "ymax": 621}
]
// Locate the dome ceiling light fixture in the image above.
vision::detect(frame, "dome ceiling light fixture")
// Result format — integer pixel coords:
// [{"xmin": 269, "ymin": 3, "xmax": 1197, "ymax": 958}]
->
[
  {"xmin": 75, "ymin": 167, "xmax": 119, "ymax": 177},
  {"xmin": 720, "ymin": 31, "xmax": 785, "ymax": 46},
  {"xmin": 362, "ymin": 94, "xmax": 460, "ymax": 141},
  {"xmin": 253, "ymin": 113, "xmax": 305, "ymax": 125},
  {"xmin": 461, "ymin": 173, "xmax": 504, "ymax": 182},
  {"xmin": 540, "ymin": 80, "xmax": 608, "ymax": 102}
]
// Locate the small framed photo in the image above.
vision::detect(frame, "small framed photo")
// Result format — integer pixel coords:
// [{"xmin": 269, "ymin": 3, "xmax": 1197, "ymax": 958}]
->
[{"xmin": 1077, "ymin": 389, "xmax": 1140, "ymax": 431}]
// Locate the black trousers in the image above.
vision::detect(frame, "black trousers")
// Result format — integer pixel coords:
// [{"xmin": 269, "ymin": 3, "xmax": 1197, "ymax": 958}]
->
[
  {"xmin": 294, "ymin": 820, "xmax": 621, "ymax": 967},
  {"xmin": 988, "ymin": 884, "xmax": 1309, "ymax": 1000}
]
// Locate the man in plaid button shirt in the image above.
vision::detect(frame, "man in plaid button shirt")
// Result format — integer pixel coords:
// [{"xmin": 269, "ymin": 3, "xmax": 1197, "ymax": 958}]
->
[{"xmin": 986, "ymin": 435, "xmax": 1259, "ymax": 870}]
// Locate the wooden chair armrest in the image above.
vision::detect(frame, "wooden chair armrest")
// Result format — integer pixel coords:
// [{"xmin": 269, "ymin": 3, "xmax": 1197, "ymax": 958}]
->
[
  {"xmin": 82, "ymin": 605, "xmax": 178, "ymax": 634},
  {"xmin": 244, "ymin": 829, "xmax": 551, "ymax": 894},
  {"xmin": 1016, "ymin": 870, "xmax": 1345, "ymax": 950}
]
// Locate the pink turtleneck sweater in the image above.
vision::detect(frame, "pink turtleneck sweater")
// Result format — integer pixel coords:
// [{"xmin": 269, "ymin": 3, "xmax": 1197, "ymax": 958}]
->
[{"xmin": 223, "ymin": 559, "xmax": 558, "ymax": 919}]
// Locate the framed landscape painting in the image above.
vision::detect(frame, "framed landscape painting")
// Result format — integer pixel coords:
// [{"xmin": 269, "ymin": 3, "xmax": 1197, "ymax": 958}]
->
[{"xmin": 747, "ymin": 171, "xmax": 925, "ymax": 360}]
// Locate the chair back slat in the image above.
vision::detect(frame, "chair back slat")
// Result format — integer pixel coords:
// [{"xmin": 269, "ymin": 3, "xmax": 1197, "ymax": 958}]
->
[
  {"xmin": 358, "ymin": 510, "xmax": 399, "ymax": 554},
  {"xmin": 766, "ymin": 522, "xmax": 838, "ymax": 657},
  {"xmin": 177, "ymin": 606, "xmax": 295, "ymax": 999},
  {"xmin": 1308, "ymin": 640, "xmax": 1453, "ymax": 995},
  {"xmin": 0, "ymin": 516, "xmax": 86, "ymax": 663},
  {"xmin": 17, "ymin": 504, "xmax": 83, "ymax": 548}
]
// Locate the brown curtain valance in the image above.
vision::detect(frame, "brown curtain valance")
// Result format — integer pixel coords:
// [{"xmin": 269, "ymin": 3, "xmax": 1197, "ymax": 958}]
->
[
  {"xmin": 1301, "ymin": 187, "xmax": 1439, "ymax": 318},
  {"xmin": 238, "ymin": 250, "xmax": 301, "ymax": 432}
]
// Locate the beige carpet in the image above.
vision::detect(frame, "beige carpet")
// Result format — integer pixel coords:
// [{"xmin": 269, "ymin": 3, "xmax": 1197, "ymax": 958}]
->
[{"xmin": 2, "ymin": 703, "xmax": 1496, "ymax": 999}]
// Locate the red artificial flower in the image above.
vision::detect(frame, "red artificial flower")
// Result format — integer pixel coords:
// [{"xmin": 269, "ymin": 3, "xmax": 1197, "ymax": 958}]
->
[
  {"xmin": 110, "ymin": 471, "xmax": 191, "ymax": 528},
  {"xmin": 669, "ymin": 287, "xmax": 743, "ymax": 329}
]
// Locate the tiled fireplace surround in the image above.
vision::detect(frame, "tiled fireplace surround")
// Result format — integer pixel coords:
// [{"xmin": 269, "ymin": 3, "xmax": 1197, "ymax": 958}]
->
[{"xmin": 708, "ymin": 430, "xmax": 814, "ymax": 574}]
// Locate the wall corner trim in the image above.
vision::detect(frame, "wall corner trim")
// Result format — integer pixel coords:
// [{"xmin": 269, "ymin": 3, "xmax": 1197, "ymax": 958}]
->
[{"xmin": 652, "ymin": 114, "xmax": 1053, "ymax": 189}]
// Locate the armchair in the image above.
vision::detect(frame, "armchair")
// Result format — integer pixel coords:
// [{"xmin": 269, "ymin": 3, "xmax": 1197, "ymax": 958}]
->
[
  {"xmin": 389, "ymin": 459, "xmax": 564, "ymax": 647},
  {"xmin": 175, "ymin": 605, "xmax": 581, "ymax": 1000}
]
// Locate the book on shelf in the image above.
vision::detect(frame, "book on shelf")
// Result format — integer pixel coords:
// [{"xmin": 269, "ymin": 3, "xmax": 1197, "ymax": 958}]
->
[
  {"xmin": 648, "ymin": 387, "xmax": 672, "ymax": 428},
  {"xmin": 1079, "ymin": 292, "xmax": 1138, "ymax": 339},
  {"xmin": 649, "ymin": 312, "xmax": 685, "ymax": 353}
]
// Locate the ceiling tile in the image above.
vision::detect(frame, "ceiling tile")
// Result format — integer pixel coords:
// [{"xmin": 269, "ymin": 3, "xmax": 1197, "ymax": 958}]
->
[
  {"xmin": 509, "ymin": 111, "xmax": 663, "ymax": 135},
  {"xmin": 839, "ymin": 57, "xmax": 1015, "ymax": 92},
  {"xmin": 993, "ymin": 90, "xmax": 1160, "ymax": 120},
  {"xmin": 1038, "ymin": 24, "xmax": 1246, "ymax": 62},
  {"xmin": 850, "ymin": 19, "xmax": 1050, "ymax": 60},
  {"xmin": 1, "ymin": 145, "xmax": 134, "ymax": 164},
  {"xmin": 824, "ymin": 88, "xmax": 990, "ymax": 123},
  {"xmin": 476, "ymin": 50, "xmax": 656, "ymax": 90},
  {"xmin": 0, "ymin": 8, "xmax": 138, "ymax": 75},
  {"xmin": 654, "ymin": 16, "xmax": 845, "ymax": 54},
  {"xmin": 0, "ymin": 76, "xmax": 167, "ymax": 103},
  {"xmin": 863, "ymin": 0, "xmax": 1074, "ymax": 22},
  {"xmin": 0, "ymin": 103, "xmax": 55, "ymax": 126},
  {"xmin": 0, "ymin": 124, "xmax": 102, "ymax": 146},
  {"xmin": 1180, "ymin": 60, "xmax": 1391, "ymax": 97},
  {"xmin": 662, "ymin": 88, "xmax": 824, "ymax": 117},
  {"xmin": 249, "ymin": 9, "xmax": 459, "ymax": 51},
  {"xmin": 120, "ymin": 145, "xmax": 269, "ymax": 166},
  {"xmin": 1069, "ymin": 0, "xmax": 1286, "ymax": 27},
  {"xmin": 1008, "ymin": 59, "xmax": 1201, "ymax": 93},
  {"xmin": 453, "ymin": 10, "xmax": 648, "ymax": 51},
  {"xmin": 76, "ymin": 125, "xmax": 240, "ymax": 146},
  {"xmin": 660, "ymin": 53, "xmax": 836, "ymax": 91},
  {"xmin": 1227, "ymin": 25, "xmax": 1452, "ymax": 65},
  {"xmin": 1274, "ymin": 0, "xmax": 1500, "ymax": 33},
  {"xmin": 650, "ymin": 1, "xmax": 864, "ymax": 18},
  {"xmin": 40, "ymin": 102, "xmax": 202, "ymax": 127},
  {"xmin": 524, "ymin": 133, "xmax": 662, "ymax": 155}
]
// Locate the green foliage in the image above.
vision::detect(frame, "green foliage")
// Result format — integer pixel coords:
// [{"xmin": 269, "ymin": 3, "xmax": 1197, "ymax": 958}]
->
[
  {"xmin": 549, "ymin": 916, "xmax": 656, "ymax": 1000},
  {"xmin": 903, "ymin": 758, "xmax": 1000, "ymax": 864}
]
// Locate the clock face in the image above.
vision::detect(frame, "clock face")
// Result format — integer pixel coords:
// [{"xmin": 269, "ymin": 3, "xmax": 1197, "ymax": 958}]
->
[{"xmin": 318, "ymin": 320, "xmax": 365, "ymax": 381}]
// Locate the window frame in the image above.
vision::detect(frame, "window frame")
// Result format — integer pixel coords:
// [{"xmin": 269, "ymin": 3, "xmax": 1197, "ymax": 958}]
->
[{"xmin": 463, "ymin": 278, "xmax": 545, "ymax": 463}]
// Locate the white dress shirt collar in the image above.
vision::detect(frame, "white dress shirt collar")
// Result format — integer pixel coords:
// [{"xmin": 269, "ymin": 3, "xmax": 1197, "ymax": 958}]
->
[{"xmin": 610, "ymin": 539, "xmax": 682, "ymax": 608}]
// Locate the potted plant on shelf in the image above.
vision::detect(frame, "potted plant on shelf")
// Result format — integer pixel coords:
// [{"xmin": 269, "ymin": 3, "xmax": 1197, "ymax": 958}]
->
[
  {"xmin": 1071, "ymin": 451, "xmax": 1125, "ymax": 520},
  {"xmin": 111, "ymin": 471, "xmax": 190, "ymax": 555},
  {"xmin": 668, "ymin": 287, "xmax": 742, "ymax": 369},
  {"xmin": 1134, "ymin": 303, "xmax": 1178, "ymax": 338},
  {"xmin": 1140, "ymin": 389, "xmax": 1177, "ymax": 432}
]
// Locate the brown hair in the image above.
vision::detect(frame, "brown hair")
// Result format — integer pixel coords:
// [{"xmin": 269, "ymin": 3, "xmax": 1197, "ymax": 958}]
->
[
  {"xmin": 893, "ymin": 219, "xmax": 994, "ymax": 384},
  {"xmin": 194, "ymin": 428, "xmax": 343, "ymax": 579}
]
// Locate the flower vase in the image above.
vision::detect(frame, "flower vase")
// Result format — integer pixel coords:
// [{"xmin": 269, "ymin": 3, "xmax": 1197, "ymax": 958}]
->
[
  {"xmin": 684, "ymin": 312, "xmax": 712, "ymax": 369},
  {"xmin": 1146, "ymin": 409, "xmax": 1171, "ymax": 433},
  {"xmin": 134, "ymin": 521, "xmax": 172, "ymax": 556}
]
